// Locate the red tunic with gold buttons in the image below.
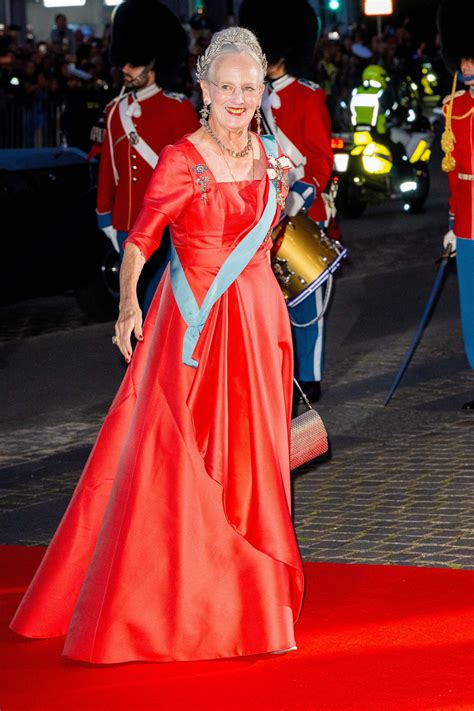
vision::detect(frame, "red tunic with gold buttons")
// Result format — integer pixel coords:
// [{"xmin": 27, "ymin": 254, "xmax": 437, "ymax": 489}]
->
[
  {"xmin": 96, "ymin": 85, "xmax": 199, "ymax": 232},
  {"xmin": 443, "ymin": 89, "xmax": 474, "ymax": 239},
  {"xmin": 263, "ymin": 76, "xmax": 334, "ymax": 223}
]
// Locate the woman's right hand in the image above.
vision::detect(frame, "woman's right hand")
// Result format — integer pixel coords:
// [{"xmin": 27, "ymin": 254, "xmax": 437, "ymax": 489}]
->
[{"xmin": 114, "ymin": 299, "xmax": 143, "ymax": 363}]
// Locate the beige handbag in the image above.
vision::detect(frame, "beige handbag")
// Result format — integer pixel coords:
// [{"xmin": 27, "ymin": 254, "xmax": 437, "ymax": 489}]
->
[{"xmin": 290, "ymin": 380, "xmax": 329, "ymax": 470}]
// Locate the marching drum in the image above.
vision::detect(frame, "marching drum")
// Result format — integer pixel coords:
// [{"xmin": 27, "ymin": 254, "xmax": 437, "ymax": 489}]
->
[{"xmin": 271, "ymin": 213, "xmax": 347, "ymax": 307}]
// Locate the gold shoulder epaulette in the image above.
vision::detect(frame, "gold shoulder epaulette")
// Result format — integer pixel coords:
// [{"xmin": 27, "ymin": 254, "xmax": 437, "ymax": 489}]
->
[{"xmin": 442, "ymin": 90, "xmax": 465, "ymax": 105}]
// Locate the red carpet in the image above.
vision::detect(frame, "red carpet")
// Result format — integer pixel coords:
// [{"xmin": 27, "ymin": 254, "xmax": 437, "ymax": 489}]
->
[{"xmin": 1, "ymin": 546, "xmax": 473, "ymax": 711}]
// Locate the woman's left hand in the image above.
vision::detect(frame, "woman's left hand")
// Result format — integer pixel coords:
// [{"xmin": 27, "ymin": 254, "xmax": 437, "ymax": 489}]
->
[
  {"xmin": 114, "ymin": 243, "xmax": 146, "ymax": 362},
  {"xmin": 114, "ymin": 299, "xmax": 143, "ymax": 363}
]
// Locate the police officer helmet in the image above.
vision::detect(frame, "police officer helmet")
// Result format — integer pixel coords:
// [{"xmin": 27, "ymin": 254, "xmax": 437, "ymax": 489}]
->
[{"xmin": 362, "ymin": 65, "xmax": 388, "ymax": 90}]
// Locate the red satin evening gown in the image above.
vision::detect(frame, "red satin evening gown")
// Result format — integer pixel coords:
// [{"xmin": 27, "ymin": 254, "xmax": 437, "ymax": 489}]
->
[{"xmin": 10, "ymin": 136, "xmax": 305, "ymax": 663}]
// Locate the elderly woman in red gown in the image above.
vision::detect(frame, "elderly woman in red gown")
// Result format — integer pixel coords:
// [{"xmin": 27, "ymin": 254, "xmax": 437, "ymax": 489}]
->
[{"xmin": 10, "ymin": 27, "xmax": 304, "ymax": 663}]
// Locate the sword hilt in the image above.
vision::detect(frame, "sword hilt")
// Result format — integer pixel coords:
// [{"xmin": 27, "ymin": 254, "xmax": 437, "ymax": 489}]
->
[{"xmin": 435, "ymin": 243, "xmax": 455, "ymax": 264}]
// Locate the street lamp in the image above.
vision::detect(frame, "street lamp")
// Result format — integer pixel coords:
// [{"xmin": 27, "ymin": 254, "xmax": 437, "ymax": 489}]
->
[
  {"xmin": 364, "ymin": 0, "xmax": 393, "ymax": 36},
  {"xmin": 364, "ymin": 0, "xmax": 393, "ymax": 12}
]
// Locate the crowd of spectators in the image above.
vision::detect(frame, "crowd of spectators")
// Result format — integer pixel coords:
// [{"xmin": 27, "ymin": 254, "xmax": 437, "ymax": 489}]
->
[
  {"xmin": 314, "ymin": 19, "xmax": 450, "ymax": 125},
  {"xmin": 0, "ymin": 15, "xmax": 121, "ymax": 148},
  {"xmin": 0, "ymin": 10, "xmax": 450, "ymax": 149}
]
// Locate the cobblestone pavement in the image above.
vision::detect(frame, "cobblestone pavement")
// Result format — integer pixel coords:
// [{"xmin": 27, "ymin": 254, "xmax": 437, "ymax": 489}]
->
[
  {"xmin": 293, "ymin": 318, "xmax": 474, "ymax": 569},
  {"xmin": 1, "ymin": 158, "xmax": 473, "ymax": 569}
]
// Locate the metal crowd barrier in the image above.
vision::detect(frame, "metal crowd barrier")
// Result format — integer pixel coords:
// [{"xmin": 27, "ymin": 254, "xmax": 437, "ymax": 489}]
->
[{"xmin": 0, "ymin": 97, "xmax": 64, "ymax": 149}]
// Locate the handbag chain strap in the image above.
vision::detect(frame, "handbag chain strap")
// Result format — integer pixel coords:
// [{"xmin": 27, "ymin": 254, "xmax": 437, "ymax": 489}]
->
[{"xmin": 293, "ymin": 378, "xmax": 314, "ymax": 413}]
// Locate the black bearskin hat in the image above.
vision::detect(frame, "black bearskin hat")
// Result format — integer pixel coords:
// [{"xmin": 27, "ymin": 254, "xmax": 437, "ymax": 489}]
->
[
  {"xmin": 239, "ymin": 0, "xmax": 320, "ymax": 78},
  {"xmin": 110, "ymin": 0, "xmax": 189, "ymax": 89},
  {"xmin": 437, "ymin": 0, "xmax": 474, "ymax": 74}
]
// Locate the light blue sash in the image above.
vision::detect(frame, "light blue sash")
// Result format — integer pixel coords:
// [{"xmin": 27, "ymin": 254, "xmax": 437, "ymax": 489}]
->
[{"xmin": 170, "ymin": 134, "xmax": 278, "ymax": 367}]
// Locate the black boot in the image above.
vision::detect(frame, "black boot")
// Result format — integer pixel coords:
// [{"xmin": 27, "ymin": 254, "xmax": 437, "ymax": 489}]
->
[{"xmin": 462, "ymin": 400, "xmax": 474, "ymax": 410}]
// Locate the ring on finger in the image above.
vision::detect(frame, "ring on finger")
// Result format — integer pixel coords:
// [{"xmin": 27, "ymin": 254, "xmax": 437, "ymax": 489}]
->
[{"xmin": 112, "ymin": 335, "xmax": 119, "ymax": 345}]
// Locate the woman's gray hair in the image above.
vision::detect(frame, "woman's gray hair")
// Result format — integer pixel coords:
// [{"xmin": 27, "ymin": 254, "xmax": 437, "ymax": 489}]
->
[{"xmin": 195, "ymin": 27, "xmax": 267, "ymax": 83}]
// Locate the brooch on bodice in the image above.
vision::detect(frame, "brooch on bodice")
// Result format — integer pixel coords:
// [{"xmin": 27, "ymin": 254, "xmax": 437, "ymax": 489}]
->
[
  {"xmin": 192, "ymin": 164, "xmax": 210, "ymax": 203},
  {"xmin": 266, "ymin": 155, "xmax": 292, "ymax": 208}
]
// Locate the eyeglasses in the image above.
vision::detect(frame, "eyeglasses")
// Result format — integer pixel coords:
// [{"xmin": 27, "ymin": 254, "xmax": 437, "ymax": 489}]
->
[{"xmin": 208, "ymin": 80, "xmax": 262, "ymax": 99}]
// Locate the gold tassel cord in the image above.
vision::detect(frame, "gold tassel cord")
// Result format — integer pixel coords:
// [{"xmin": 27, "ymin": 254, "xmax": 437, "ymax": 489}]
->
[
  {"xmin": 441, "ymin": 73, "xmax": 457, "ymax": 173},
  {"xmin": 450, "ymin": 107, "xmax": 474, "ymax": 120}
]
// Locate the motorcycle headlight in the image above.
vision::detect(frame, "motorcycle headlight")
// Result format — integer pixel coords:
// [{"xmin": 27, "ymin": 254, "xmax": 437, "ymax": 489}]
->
[{"xmin": 361, "ymin": 142, "xmax": 392, "ymax": 174}]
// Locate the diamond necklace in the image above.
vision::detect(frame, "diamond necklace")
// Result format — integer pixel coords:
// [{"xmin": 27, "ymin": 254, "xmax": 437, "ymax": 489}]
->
[{"xmin": 201, "ymin": 119, "xmax": 252, "ymax": 158}]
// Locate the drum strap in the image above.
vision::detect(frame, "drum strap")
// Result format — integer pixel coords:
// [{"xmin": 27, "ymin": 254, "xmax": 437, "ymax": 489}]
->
[
  {"xmin": 170, "ymin": 135, "xmax": 278, "ymax": 367},
  {"xmin": 289, "ymin": 275, "xmax": 334, "ymax": 327}
]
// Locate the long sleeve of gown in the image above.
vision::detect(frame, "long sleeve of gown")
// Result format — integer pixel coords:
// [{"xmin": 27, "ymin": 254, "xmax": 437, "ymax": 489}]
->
[{"xmin": 124, "ymin": 144, "xmax": 195, "ymax": 261}]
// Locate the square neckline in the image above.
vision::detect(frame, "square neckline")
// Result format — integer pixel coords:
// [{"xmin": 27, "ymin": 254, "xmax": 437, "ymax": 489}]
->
[{"xmin": 184, "ymin": 133, "xmax": 269, "ymax": 186}]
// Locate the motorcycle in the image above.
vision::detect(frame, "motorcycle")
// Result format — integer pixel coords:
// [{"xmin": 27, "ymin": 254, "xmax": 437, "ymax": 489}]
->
[
  {"xmin": 330, "ymin": 66, "xmax": 434, "ymax": 218},
  {"xmin": 331, "ymin": 125, "xmax": 432, "ymax": 218}
]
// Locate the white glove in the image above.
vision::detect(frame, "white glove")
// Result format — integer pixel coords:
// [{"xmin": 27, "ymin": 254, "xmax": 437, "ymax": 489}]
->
[
  {"xmin": 284, "ymin": 190, "xmax": 305, "ymax": 217},
  {"xmin": 442, "ymin": 230, "xmax": 456, "ymax": 256},
  {"xmin": 102, "ymin": 225, "xmax": 120, "ymax": 253}
]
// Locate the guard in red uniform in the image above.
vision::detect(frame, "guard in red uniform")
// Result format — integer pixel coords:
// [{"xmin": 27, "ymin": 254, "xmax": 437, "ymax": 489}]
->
[
  {"xmin": 261, "ymin": 74, "xmax": 334, "ymax": 225},
  {"xmin": 438, "ymin": 0, "xmax": 474, "ymax": 408},
  {"xmin": 240, "ymin": 0, "xmax": 334, "ymax": 403},
  {"xmin": 96, "ymin": 0, "xmax": 199, "ymax": 312}
]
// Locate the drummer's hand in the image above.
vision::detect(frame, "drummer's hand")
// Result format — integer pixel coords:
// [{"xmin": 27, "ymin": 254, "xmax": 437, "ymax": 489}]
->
[
  {"xmin": 284, "ymin": 190, "xmax": 305, "ymax": 217},
  {"xmin": 285, "ymin": 182, "xmax": 316, "ymax": 217},
  {"xmin": 115, "ymin": 298, "xmax": 143, "ymax": 363},
  {"xmin": 442, "ymin": 229, "xmax": 456, "ymax": 257}
]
